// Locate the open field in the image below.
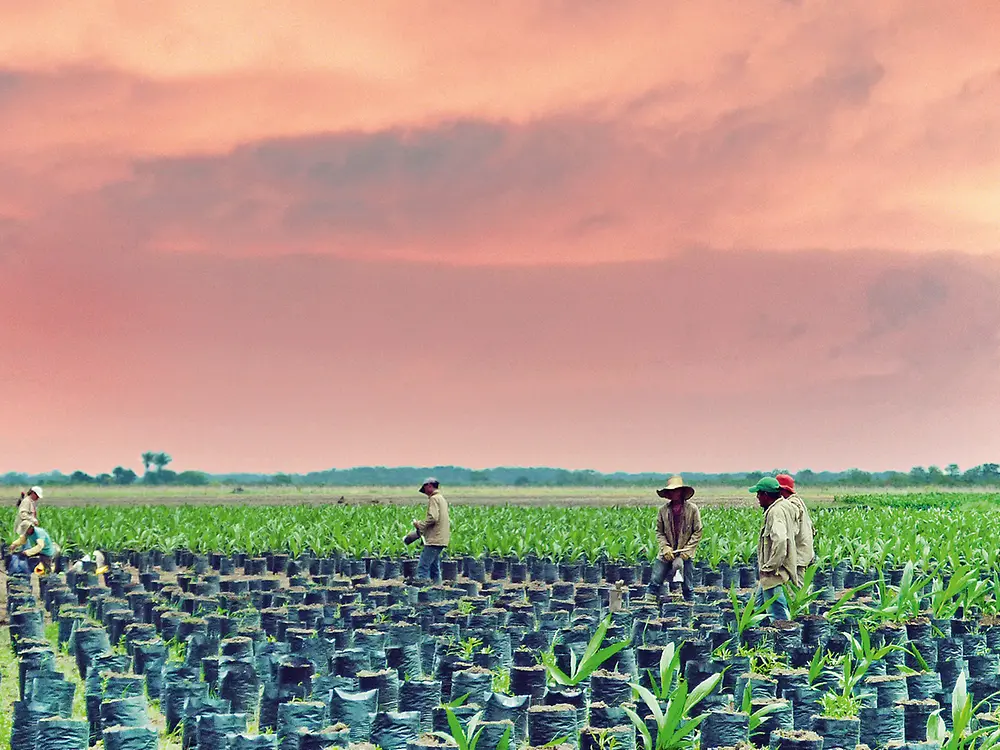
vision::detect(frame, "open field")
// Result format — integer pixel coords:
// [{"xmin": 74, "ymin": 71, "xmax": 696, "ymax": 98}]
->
[
  {"xmin": 7, "ymin": 491, "xmax": 1000, "ymax": 750},
  {"xmin": 14, "ymin": 483, "xmax": 985, "ymax": 508}
]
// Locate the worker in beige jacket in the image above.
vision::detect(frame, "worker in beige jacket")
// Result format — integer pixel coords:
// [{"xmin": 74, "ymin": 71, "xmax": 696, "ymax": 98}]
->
[
  {"xmin": 413, "ymin": 477, "xmax": 450, "ymax": 582},
  {"xmin": 749, "ymin": 476, "xmax": 796, "ymax": 621},
  {"xmin": 646, "ymin": 475, "xmax": 702, "ymax": 601},
  {"xmin": 776, "ymin": 473, "xmax": 815, "ymax": 585},
  {"xmin": 15, "ymin": 486, "xmax": 42, "ymax": 537}
]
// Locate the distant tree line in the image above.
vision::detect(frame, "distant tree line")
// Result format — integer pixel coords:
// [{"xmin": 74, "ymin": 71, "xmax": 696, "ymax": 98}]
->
[
  {"xmin": 0, "ymin": 451, "xmax": 209, "ymax": 487},
  {"xmin": 226, "ymin": 463, "xmax": 1000, "ymax": 487},
  {"xmin": 2, "ymin": 461, "xmax": 998, "ymax": 488}
]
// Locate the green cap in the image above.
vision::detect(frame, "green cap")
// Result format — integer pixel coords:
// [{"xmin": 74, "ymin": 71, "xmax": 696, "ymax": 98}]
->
[{"xmin": 748, "ymin": 477, "xmax": 781, "ymax": 494}]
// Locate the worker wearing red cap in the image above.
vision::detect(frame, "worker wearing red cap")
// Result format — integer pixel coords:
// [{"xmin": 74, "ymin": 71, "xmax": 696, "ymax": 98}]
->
[{"xmin": 776, "ymin": 473, "xmax": 814, "ymax": 585}]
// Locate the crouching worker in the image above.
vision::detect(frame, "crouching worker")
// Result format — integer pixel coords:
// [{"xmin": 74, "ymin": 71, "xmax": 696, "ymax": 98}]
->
[
  {"xmin": 9, "ymin": 523, "xmax": 60, "ymax": 575},
  {"xmin": 412, "ymin": 478, "xmax": 450, "ymax": 583},
  {"xmin": 646, "ymin": 475, "xmax": 702, "ymax": 602},
  {"xmin": 71, "ymin": 550, "xmax": 108, "ymax": 575}
]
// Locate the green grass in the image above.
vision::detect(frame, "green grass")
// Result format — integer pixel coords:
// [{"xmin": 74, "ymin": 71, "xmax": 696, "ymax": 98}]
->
[
  {"xmin": 0, "ymin": 609, "xmax": 182, "ymax": 750},
  {"xmin": 0, "ymin": 629, "xmax": 16, "ymax": 750},
  {"xmin": 838, "ymin": 492, "xmax": 1000, "ymax": 509}
]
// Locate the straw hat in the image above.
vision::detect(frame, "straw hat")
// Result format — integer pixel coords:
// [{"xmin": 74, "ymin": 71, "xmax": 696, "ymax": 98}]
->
[{"xmin": 657, "ymin": 475, "xmax": 695, "ymax": 501}]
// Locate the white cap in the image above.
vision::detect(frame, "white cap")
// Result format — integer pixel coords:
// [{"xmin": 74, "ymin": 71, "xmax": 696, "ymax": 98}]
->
[{"xmin": 29, "ymin": 485, "xmax": 43, "ymax": 499}]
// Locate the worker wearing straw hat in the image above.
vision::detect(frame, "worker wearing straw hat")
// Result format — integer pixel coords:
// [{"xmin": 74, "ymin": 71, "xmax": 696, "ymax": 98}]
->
[{"xmin": 646, "ymin": 475, "xmax": 702, "ymax": 601}]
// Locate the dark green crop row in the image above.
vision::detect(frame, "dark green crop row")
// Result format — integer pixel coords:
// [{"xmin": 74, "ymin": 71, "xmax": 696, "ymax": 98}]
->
[{"xmin": 35, "ymin": 496, "xmax": 1000, "ymax": 573}]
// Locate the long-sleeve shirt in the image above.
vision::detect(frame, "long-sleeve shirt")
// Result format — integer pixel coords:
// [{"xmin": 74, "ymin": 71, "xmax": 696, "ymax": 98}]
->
[
  {"xmin": 786, "ymin": 492, "xmax": 815, "ymax": 574},
  {"xmin": 415, "ymin": 491, "xmax": 450, "ymax": 546},
  {"xmin": 16, "ymin": 527, "xmax": 57, "ymax": 557},
  {"xmin": 14, "ymin": 496, "xmax": 37, "ymax": 537},
  {"xmin": 655, "ymin": 502, "xmax": 703, "ymax": 560},
  {"xmin": 758, "ymin": 496, "xmax": 799, "ymax": 588}
]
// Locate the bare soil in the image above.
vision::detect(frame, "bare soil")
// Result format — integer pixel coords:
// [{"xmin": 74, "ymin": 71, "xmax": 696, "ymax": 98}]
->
[{"xmin": 27, "ymin": 484, "xmax": 855, "ymax": 508}]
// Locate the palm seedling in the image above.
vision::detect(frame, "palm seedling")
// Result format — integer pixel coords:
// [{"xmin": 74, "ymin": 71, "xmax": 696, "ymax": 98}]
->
[
  {"xmin": 433, "ymin": 705, "xmax": 512, "ymax": 750},
  {"xmin": 541, "ymin": 615, "xmax": 630, "ymax": 687},
  {"xmin": 622, "ymin": 643, "xmax": 722, "ymax": 750},
  {"xmin": 927, "ymin": 672, "xmax": 1000, "ymax": 750}
]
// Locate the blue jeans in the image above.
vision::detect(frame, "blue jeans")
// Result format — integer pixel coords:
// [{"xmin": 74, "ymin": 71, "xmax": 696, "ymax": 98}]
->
[
  {"xmin": 755, "ymin": 584, "xmax": 791, "ymax": 622},
  {"xmin": 647, "ymin": 557, "xmax": 694, "ymax": 600},
  {"xmin": 7, "ymin": 553, "xmax": 32, "ymax": 575},
  {"xmin": 417, "ymin": 545, "xmax": 444, "ymax": 582}
]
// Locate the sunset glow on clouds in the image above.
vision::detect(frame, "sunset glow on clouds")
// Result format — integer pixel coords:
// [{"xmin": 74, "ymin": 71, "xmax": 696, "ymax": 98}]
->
[{"xmin": 2, "ymin": 1, "xmax": 999, "ymax": 474}]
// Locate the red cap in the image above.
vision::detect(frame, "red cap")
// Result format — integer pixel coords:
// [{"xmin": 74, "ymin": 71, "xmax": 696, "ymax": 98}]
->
[{"xmin": 776, "ymin": 473, "xmax": 795, "ymax": 492}]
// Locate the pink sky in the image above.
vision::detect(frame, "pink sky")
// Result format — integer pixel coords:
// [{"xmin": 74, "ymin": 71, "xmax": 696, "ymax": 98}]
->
[{"xmin": 2, "ymin": 2, "xmax": 999, "ymax": 475}]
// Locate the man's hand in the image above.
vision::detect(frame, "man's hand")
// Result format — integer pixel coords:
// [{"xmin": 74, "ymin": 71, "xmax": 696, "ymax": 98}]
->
[
  {"xmin": 24, "ymin": 549, "xmax": 36, "ymax": 557},
  {"xmin": 660, "ymin": 548, "xmax": 675, "ymax": 562},
  {"xmin": 412, "ymin": 519, "xmax": 420, "ymax": 530}
]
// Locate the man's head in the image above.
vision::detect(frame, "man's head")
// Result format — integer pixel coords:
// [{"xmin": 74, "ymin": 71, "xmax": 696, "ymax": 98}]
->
[
  {"xmin": 657, "ymin": 475, "xmax": 695, "ymax": 510},
  {"xmin": 776, "ymin": 474, "xmax": 795, "ymax": 498},
  {"xmin": 24, "ymin": 524, "xmax": 35, "ymax": 536},
  {"xmin": 419, "ymin": 477, "xmax": 440, "ymax": 495},
  {"xmin": 748, "ymin": 477, "xmax": 783, "ymax": 509},
  {"xmin": 28, "ymin": 486, "xmax": 42, "ymax": 500}
]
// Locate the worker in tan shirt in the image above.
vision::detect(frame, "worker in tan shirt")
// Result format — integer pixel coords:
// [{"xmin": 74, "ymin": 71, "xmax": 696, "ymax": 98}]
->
[
  {"xmin": 15, "ymin": 486, "xmax": 42, "ymax": 537},
  {"xmin": 776, "ymin": 473, "xmax": 815, "ymax": 585},
  {"xmin": 645, "ymin": 475, "xmax": 702, "ymax": 601},
  {"xmin": 749, "ymin": 476, "xmax": 796, "ymax": 621},
  {"xmin": 413, "ymin": 477, "xmax": 450, "ymax": 582}
]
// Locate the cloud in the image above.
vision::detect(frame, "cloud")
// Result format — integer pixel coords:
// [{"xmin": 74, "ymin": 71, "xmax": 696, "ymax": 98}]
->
[
  {"xmin": 865, "ymin": 268, "xmax": 948, "ymax": 335},
  {"xmin": 0, "ymin": 50, "xmax": 993, "ymax": 267},
  {"xmin": 91, "ymin": 117, "xmax": 625, "ymax": 262},
  {"xmin": 1, "ymin": 2, "xmax": 999, "ymax": 472}
]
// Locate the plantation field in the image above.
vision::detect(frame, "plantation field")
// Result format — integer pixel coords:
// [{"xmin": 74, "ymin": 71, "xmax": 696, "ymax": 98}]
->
[
  {"xmin": 14, "ymin": 483, "xmax": 978, "ymax": 508},
  {"xmin": 6, "ymin": 491, "xmax": 1000, "ymax": 750},
  {"xmin": 29, "ymin": 496, "xmax": 1000, "ymax": 567}
]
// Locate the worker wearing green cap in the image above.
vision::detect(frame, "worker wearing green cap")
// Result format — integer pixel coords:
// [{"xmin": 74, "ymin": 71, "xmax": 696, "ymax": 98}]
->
[{"xmin": 748, "ymin": 476, "xmax": 797, "ymax": 621}]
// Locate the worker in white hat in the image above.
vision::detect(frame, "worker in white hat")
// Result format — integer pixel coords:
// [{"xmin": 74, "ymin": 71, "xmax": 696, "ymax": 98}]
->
[{"xmin": 15, "ymin": 486, "xmax": 43, "ymax": 537}]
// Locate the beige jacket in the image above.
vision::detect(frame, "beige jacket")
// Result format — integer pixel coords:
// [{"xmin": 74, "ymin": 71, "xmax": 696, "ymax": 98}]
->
[
  {"xmin": 786, "ymin": 493, "xmax": 815, "ymax": 575},
  {"xmin": 655, "ymin": 501, "xmax": 703, "ymax": 560},
  {"xmin": 758, "ymin": 495, "xmax": 798, "ymax": 589},
  {"xmin": 15, "ymin": 496, "xmax": 38, "ymax": 537},
  {"xmin": 416, "ymin": 491, "xmax": 450, "ymax": 547}
]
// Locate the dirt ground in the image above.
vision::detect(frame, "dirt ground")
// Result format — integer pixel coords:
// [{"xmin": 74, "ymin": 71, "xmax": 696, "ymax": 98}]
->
[{"xmin": 24, "ymin": 483, "xmax": 873, "ymax": 508}]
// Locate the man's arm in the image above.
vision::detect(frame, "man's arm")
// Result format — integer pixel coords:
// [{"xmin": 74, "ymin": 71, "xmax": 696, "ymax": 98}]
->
[
  {"xmin": 23, "ymin": 539, "xmax": 45, "ymax": 557},
  {"xmin": 414, "ymin": 496, "xmax": 439, "ymax": 534},
  {"xmin": 655, "ymin": 508, "xmax": 674, "ymax": 560},
  {"xmin": 9, "ymin": 533, "xmax": 27, "ymax": 552},
  {"xmin": 677, "ymin": 506, "xmax": 703, "ymax": 559}
]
